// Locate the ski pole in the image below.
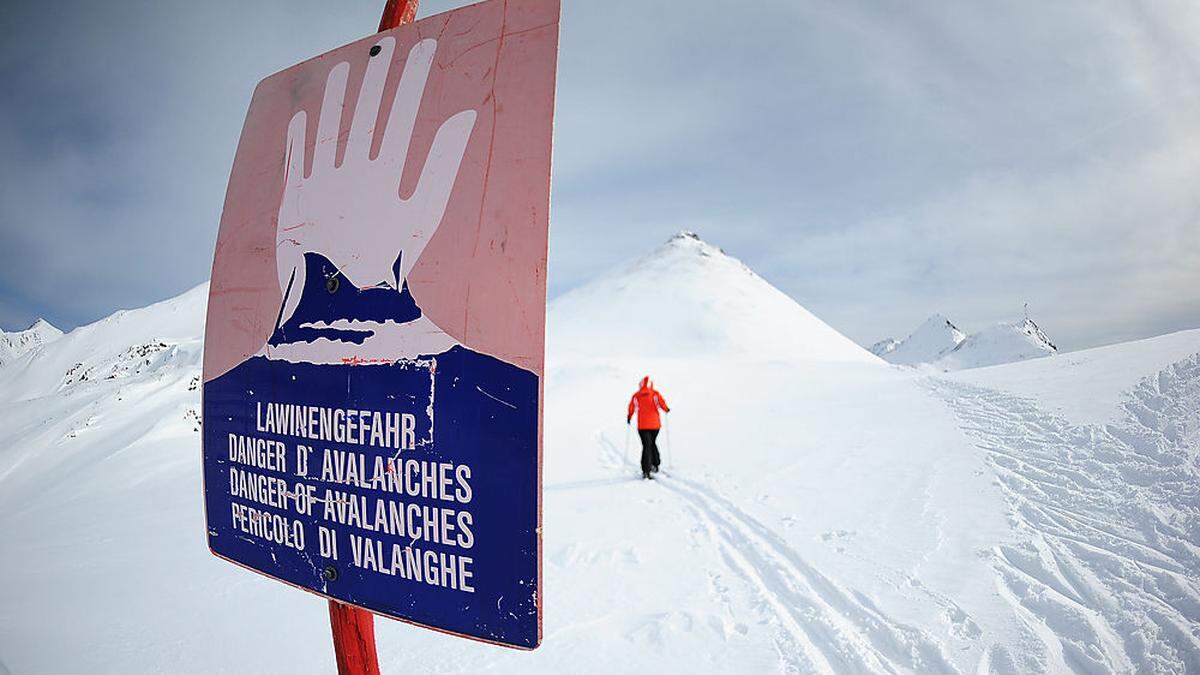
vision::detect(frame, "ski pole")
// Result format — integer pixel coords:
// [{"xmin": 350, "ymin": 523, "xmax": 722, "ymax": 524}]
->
[
  {"xmin": 663, "ymin": 413, "xmax": 672, "ymax": 469},
  {"xmin": 623, "ymin": 422, "xmax": 630, "ymax": 466}
]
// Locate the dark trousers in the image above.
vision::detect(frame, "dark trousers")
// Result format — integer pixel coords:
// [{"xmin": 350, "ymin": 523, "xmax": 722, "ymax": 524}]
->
[{"xmin": 638, "ymin": 428, "xmax": 660, "ymax": 475}]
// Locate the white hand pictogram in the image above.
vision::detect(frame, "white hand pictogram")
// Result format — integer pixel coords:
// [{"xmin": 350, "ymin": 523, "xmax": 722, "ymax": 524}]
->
[{"xmin": 275, "ymin": 37, "xmax": 476, "ymax": 327}]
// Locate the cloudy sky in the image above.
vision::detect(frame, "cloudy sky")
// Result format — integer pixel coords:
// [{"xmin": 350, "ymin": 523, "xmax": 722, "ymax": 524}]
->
[{"xmin": 1, "ymin": 0, "xmax": 1198, "ymax": 351}]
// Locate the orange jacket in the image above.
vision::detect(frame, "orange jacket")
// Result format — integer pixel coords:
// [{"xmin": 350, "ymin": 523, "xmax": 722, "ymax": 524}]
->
[{"xmin": 627, "ymin": 377, "xmax": 670, "ymax": 430}]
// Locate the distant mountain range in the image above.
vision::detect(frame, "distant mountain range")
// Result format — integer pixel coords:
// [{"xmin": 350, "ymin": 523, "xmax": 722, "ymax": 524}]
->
[{"xmin": 871, "ymin": 314, "xmax": 1056, "ymax": 370}]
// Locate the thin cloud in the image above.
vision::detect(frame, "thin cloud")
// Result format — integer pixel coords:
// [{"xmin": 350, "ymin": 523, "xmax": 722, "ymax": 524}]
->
[{"xmin": 0, "ymin": 0, "xmax": 1197, "ymax": 353}]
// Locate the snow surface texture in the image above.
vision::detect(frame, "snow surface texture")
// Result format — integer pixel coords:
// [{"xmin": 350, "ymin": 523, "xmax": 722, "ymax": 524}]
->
[
  {"xmin": 875, "ymin": 315, "xmax": 1056, "ymax": 371},
  {"xmin": 0, "ymin": 233, "xmax": 1197, "ymax": 673}
]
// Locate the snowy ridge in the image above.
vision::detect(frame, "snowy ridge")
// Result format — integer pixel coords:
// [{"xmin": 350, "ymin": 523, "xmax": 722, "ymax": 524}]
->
[
  {"xmin": 875, "ymin": 314, "xmax": 966, "ymax": 365},
  {"xmin": 947, "ymin": 328, "xmax": 1200, "ymax": 426},
  {"xmin": 936, "ymin": 318, "xmax": 1056, "ymax": 371},
  {"xmin": 0, "ymin": 284, "xmax": 207, "ymax": 515},
  {"xmin": 876, "ymin": 315, "xmax": 1056, "ymax": 371},
  {"xmin": 550, "ymin": 231, "xmax": 879, "ymax": 365},
  {"xmin": 0, "ymin": 283, "xmax": 206, "ymax": 404},
  {"xmin": 0, "ymin": 317, "xmax": 63, "ymax": 366}
]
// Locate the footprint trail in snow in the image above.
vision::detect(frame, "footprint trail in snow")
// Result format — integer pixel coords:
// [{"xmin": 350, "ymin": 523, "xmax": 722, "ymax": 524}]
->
[
  {"xmin": 597, "ymin": 433, "xmax": 957, "ymax": 674},
  {"xmin": 929, "ymin": 354, "xmax": 1200, "ymax": 673}
]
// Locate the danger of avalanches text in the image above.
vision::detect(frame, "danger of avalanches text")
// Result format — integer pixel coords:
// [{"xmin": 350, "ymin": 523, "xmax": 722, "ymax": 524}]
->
[{"xmin": 223, "ymin": 401, "xmax": 476, "ymax": 593}]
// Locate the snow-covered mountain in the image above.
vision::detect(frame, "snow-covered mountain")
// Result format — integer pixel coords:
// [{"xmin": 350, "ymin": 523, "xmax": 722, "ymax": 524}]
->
[
  {"xmin": 551, "ymin": 231, "xmax": 879, "ymax": 365},
  {"xmin": 0, "ymin": 317, "xmax": 62, "ymax": 366},
  {"xmin": 1, "ymin": 235, "xmax": 1198, "ymax": 673},
  {"xmin": 872, "ymin": 314, "xmax": 966, "ymax": 365},
  {"xmin": 936, "ymin": 317, "xmax": 1056, "ymax": 370},
  {"xmin": 0, "ymin": 285, "xmax": 205, "ymax": 405},
  {"xmin": 876, "ymin": 314, "xmax": 1056, "ymax": 371}
]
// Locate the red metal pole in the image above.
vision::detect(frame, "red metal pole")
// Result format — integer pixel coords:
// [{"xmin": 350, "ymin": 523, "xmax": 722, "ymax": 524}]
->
[
  {"xmin": 377, "ymin": 0, "xmax": 419, "ymax": 31},
  {"xmin": 329, "ymin": 600, "xmax": 382, "ymax": 675},
  {"xmin": 326, "ymin": 3, "xmax": 418, "ymax": 673}
]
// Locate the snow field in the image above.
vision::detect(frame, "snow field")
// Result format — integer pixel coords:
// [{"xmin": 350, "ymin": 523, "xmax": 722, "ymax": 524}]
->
[{"xmin": 0, "ymin": 235, "xmax": 1197, "ymax": 673}]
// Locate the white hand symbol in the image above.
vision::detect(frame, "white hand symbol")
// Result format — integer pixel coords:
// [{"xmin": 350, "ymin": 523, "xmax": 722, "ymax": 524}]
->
[{"xmin": 275, "ymin": 37, "xmax": 476, "ymax": 327}]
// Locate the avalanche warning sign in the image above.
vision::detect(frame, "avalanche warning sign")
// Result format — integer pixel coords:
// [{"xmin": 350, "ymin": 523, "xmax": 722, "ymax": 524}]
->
[{"xmin": 200, "ymin": 0, "xmax": 557, "ymax": 649}]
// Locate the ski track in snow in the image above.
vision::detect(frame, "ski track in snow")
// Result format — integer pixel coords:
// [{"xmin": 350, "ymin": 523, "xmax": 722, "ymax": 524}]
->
[
  {"xmin": 596, "ymin": 434, "xmax": 957, "ymax": 674},
  {"xmin": 929, "ymin": 354, "xmax": 1200, "ymax": 674}
]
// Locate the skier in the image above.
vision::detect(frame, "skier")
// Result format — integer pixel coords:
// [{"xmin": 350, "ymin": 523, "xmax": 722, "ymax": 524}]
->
[{"xmin": 627, "ymin": 376, "xmax": 670, "ymax": 479}]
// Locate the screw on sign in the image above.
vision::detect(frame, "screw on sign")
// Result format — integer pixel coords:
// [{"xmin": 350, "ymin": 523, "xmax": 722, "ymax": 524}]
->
[{"xmin": 200, "ymin": 0, "xmax": 559, "ymax": 672}]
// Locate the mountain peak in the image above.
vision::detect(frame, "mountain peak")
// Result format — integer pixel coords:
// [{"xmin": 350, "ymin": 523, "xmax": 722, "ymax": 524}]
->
[
  {"xmin": 918, "ymin": 313, "xmax": 961, "ymax": 333},
  {"xmin": 936, "ymin": 317, "xmax": 1057, "ymax": 370},
  {"xmin": 623, "ymin": 231, "xmax": 747, "ymax": 282},
  {"xmin": 879, "ymin": 313, "xmax": 967, "ymax": 365},
  {"xmin": 876, "ymin": 313, "xmax": 1058, "ymax": 371},
  {"xmin": 0, "ymin": 316, "xmax": 65, "ymax": 366},
  {"xmin": 659, "ymin": 230, "xmax": 727, "ymax": 258},
  {"xmin": 550, "ymin": 234, "xmax": 878, "ymax": 364},
  {"xmin": 1016, "ymin": 317, "xmax": 1056, "ymax": 352},
  {"xmin": 25, "ymin": 317, "xmax": 62, "ymax": 336}
]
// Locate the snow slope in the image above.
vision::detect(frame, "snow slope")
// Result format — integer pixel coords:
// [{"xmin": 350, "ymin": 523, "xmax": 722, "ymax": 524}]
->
[
  {"xmin": 876, "ymin": 315, "xmax": 1057, "ymax": 372},
  {"xmin": 875, "ymin": 314, "xmax": 966, "ymax": 365},
  {"xmin": 929, "ymin": 348, "xmax": 1200, "ymax": 672},
  {"xmin": 0, "ymin": 318, "xmax": 62, "ymax": 366},
  {"xmin": 935, "ymin": 318, "xmax": 1056, "ymax": 371},
  {"xmin": 1, "ymin": 235, "xmax": 1198, "ymax": 673},
  {"xmin": 0, "ymin": 285, "xmax": 205, "ymax": 406},
  {"xmin": 947, "ymin": 328, "xmax": 1200, "ymax": 426},
  {"xmin": 549, "ymin": 231, "xmax": 880, "ymax": 365}
]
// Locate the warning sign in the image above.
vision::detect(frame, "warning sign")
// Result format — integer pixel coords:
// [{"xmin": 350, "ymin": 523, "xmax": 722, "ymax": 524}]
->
[{"xmin": 201, "ymin": 0, "xmax": 557, "ymax": 649}]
